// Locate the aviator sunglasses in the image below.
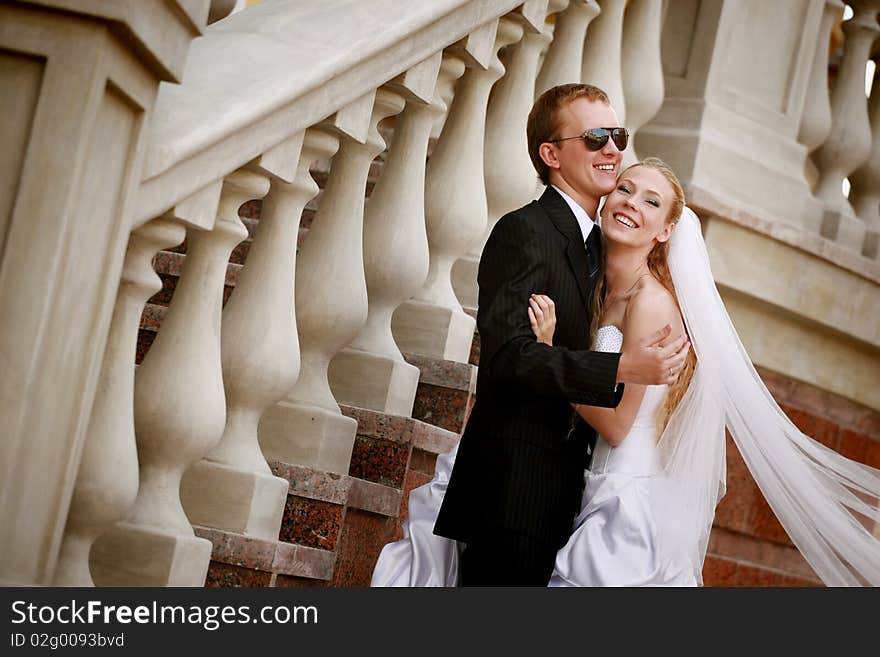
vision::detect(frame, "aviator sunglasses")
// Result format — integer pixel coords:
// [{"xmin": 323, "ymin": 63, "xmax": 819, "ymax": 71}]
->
[{"xmin": 548, "ymin": 127, "xmax": 629, "ymax": 152}]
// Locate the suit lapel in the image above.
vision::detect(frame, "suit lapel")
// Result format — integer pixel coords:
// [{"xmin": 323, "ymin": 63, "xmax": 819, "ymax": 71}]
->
[{"xmin": 538, "ymin": 186, "xmax": 592, "ymax": 311}]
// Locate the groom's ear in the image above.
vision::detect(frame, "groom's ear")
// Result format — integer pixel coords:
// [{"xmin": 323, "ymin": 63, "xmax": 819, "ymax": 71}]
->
[{"xmin": 539, "ymin": 142, "xmax": 560, "ymax": 171}]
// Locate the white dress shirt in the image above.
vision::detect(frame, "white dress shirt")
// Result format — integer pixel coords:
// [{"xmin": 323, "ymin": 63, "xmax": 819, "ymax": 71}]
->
[{"xmin": 551, "ymin": 185, "xmax": 598, "ymax": 243}]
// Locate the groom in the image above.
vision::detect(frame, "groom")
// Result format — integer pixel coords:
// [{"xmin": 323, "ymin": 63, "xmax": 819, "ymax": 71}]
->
[{"xmin": 433, "ymin": 83, "xmax": 689, "ymax": 585}]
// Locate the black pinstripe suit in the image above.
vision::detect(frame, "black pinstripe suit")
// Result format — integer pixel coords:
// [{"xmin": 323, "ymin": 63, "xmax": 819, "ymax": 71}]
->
[{"xmin": 433, "ymin": 186, "xmax": 623, "ymax": 585}]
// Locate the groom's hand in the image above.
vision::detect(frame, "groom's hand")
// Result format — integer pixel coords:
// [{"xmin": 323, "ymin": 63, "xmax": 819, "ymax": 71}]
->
[{"xmin": 616, "ymin": 324, "xmax": 690, "ymax": 386}]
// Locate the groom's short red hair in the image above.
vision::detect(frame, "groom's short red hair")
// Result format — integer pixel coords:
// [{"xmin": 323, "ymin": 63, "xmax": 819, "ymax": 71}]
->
[{"xmin": 527, "ymin": 83, "xmax": 611, "ymax": 185}]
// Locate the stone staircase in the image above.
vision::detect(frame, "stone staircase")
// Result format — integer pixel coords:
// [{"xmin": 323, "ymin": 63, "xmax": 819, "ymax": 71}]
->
[
  {"xmin": 136, "ymin": 168, "xmax": 837, "ymax": 588},
  {"xmin": 135, "ymin": 153, "xmax": 475, "ymax": 587}
]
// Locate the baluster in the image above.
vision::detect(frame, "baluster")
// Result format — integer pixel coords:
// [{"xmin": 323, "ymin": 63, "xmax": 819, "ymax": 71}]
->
[
  {"xmin": 180, "ymin": 135, "xmax": 308, "ymax": 540},
  {"xmin": 850, "ymin": 59, "xmax": 880, "ymax": 259},
  {"xmin": 812, "ymin": 0, "xmax": 878, "ymax": 249},
  {"xmin": 328, "ymin": 54, "xmax": 442, "ymax": 417},
  {"xmin": 259, "ymin": 91, "xmax": 401, "ymax": 475},
  {"xmin": 52, "ymin": 219, "xmax": 184, "ymax": 586},
  {"xmin": 90, "ymin": 177, "xmax": 249, "ymax": 587},
  {"xmin": 621, "ymin": 0, "xmax": 664, "ymax": 166},
  {"xmin": 536, "ymin": 1, "xmax": 600, "ymax": 96},
  {"xmin": 581, "ymin": 0, "xmax": 626, "ymax": 122},
  {"xmin": 799, "ymin": 0, "xmax": 845, "ymax": 167},
  {"xmin": 392, "ymin": 20, "xmax": 503, "ymax": 363},
  {"xmin": 453, "ymin": 8, "xmax": 549, "ymax": 313}
]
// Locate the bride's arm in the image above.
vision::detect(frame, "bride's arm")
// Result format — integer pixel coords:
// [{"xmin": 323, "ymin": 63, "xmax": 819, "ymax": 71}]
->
[{"xmin": 573, "ymin": 288, "xmax": 683, "ymax": 446}]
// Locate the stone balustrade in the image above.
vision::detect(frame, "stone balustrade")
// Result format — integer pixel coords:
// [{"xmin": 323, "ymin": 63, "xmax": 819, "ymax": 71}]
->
[
  {"xmin": 813, "ymin": 0, "xmax": 879, "ymax": 250},
  {"xmin": 3, "ymin": 0, "xmax": 879, "ymax": 589},
  {"xmin": 849, "ymin": 57, "xmax": 880, "ymax": 259}
]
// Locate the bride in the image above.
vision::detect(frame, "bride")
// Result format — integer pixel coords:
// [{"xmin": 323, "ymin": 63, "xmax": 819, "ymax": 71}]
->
[{"xmin": 371, "ymin": 158, "xmax": 880, "ymax": 587}]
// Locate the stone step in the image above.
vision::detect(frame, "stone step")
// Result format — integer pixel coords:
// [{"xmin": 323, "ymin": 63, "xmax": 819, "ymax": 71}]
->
[
  {"xmin": 189, "ymin": 404, "xmax": 457, "ymax": 587},
  {"xmin": 403, "ymin": 352, "xmax": 476, "ymax": 435},
  {"xmin": 196, "ymin": 526, "xmax": 335, "ymax": 587}
]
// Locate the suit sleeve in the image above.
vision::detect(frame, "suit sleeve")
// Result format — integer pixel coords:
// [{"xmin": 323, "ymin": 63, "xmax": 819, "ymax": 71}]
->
[{"xmin": 477, "ymin": 212, "xmax": 623, "ymax": 407}]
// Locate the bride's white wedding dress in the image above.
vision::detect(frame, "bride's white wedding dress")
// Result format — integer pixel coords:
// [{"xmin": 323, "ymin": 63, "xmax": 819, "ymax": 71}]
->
[
  {"xmin": 549, "ymin": 325, "xmax": 696, "ymax": 586},
  {"xmin": 372, "ymin": 324, "xmax": 696, "ymax": 587}
]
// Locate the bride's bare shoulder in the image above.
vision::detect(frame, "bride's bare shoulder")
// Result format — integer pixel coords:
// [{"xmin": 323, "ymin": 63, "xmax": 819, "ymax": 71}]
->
[{"xmin": 623, "ymin": 276, "xmax": 685, "ymax": 339}]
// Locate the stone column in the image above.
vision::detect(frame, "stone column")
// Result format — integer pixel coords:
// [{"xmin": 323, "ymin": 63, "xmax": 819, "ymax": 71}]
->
[
  {"xmin": 582, "ymin": 0, "xmax": 627, "ymax": 122},
  {"xmin": 259, "ymin": 92, "xmax": 402, "ymax": 475},
  {"xmin": 328, "ymin": 55, "xmax": 442, "ymax": 417},
  {"xmin": 0, "ymin": 0, "xmax": 205, "ymax": 586},
  {"xmin": 621, "ymin": 0, "xmax": 665, "ymax": 166},
  {"xmin": 453, "ymin": 9, "xmax": 549, "ymax": 312},
  {"xmin": 391, "ymin": 21, "xmax": 501, "ymax": 363},
  {"xmin": 536, "ymin": 1, "xmax": 601, "ymax": 96},
  {"xmin": 180, "ymin": 136, "xmax": 308, "ymax": 541},
  {"xmin": 52, "ymin": 219, "xmax": 185, "ymax": 586},
  {"xmin": 636, "ymin": 0, "xmax": 826, "ymax": 231},
  {"xmin": 850, "ymin": 60, "xmax": 880, "ymax": 259},
  {"xmin": 798, "ymin": 0, "xmax": 844, "ymax": 177},
  {"xmin": 90, "ymin": 177, "xmax": 249, "ymax": 587},
  {"xmin": 813, "ymin": 0, "xmax": 878, "ymax": 249}
]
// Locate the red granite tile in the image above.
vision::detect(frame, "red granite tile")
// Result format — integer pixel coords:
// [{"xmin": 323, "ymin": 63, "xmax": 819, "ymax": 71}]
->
[
  {"xmin": 412, "ymin": 383, "xmax": 470, "ymax": 434},
  {"xmin": 273, "ymin": 574, "xmax": 328, "ymax": 588},
  {"xmin": 399, "ymin": 469, "xmax": 432, "ymax": 534},
  {"xmin": 279, "ymin": 495, "xmax": 343, "ymax": 551},
  {"xmin": 707, "ymin": 526, "xmax": 817, "ymax": 581},
  {"xmin": 748, "ymin": 490, "xmax": 792, "ymax": 547},
  {"xmin": 851, "ymin": 412, "xmax": 880, "ymax": 443},
  {"xmin": 732, "ymin": 563, "xmax": 779, "ymax": 587},
  {"xmin": 714, "ymin": 433, "xmax": 757, "ymax": 534},
  {"xmin": 139, "ymin": 302, "xmax": 166, "ymax": 332},
  {"xmin": 230, "ymin": 239, "xmax": 252, "ymax": 266},
  {"xmin": 774, "ymin": 573, "xmax": 822, "ymax": 587},
  {"xmin": 136, "ymin": 328, "xmax": 156, "ymax": 365},
  {"xmin": 702, "ymin": 556, "xmax": 738, "ymax": 587},
  {"xmin": 205, "ymin": 562, "xmax": 271, "ymax": 588},
  {"xmin": 469, "ymin": 330, "xmax": 481, "ymax": 367},
  {"xmin": 348, "ymin": 434, "xmax": 409, "ymax": 488},
  {"xmin": 758, "ymin": 366, "xmax": 880, "ymax": 441},
  {"xmin": 779, "ymin": 404, "xmax": 841, "ymax": 450},
  {"xmin": 239, "ymin": 199, "xmax": 262, "ymax": 220},
  {"xmin": 409, "ymin": 447, "xmax": 438, "ymax": 477},
  {"xmin": 330, "ymin": 508, "xmax": 398, "ymax": 587},
  {"xmin": 839, "ymin": 430, "xmax": 880, "ymax": 469}
]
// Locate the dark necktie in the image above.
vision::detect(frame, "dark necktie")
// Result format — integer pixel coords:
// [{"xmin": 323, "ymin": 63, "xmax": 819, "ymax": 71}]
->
[{"xmin": 585, "ymin": 225, "xmax": 601, "ymax": 279}]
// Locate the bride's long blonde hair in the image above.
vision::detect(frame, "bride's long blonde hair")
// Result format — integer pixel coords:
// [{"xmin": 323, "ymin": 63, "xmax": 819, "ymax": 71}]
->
[{"xmin": 590, "ymin": 157, "xmax": 697, "ymax": 434}]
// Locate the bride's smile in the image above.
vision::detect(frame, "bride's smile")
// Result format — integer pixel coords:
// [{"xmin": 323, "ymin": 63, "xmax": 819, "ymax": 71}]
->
[{"xmin": 601, "ymin": 166, "xmax": 675, "ymax": 250}]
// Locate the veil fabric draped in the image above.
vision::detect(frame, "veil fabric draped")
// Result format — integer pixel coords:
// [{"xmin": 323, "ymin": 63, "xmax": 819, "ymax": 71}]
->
[{"xmin": 663, "ymin": 207, "xmax": 880, "ymax": 586}]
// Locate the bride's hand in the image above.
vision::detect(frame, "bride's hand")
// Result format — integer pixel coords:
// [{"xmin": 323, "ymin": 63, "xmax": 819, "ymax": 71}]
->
[{"xmin": 528, "ymin": 294, "xmax": 556, "ymax": 346}]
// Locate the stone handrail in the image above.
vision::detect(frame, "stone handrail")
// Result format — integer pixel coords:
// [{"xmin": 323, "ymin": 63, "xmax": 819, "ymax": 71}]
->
[{"xmin": 135, "ymin": 0, "xmax": 530, "ymax": 226}]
